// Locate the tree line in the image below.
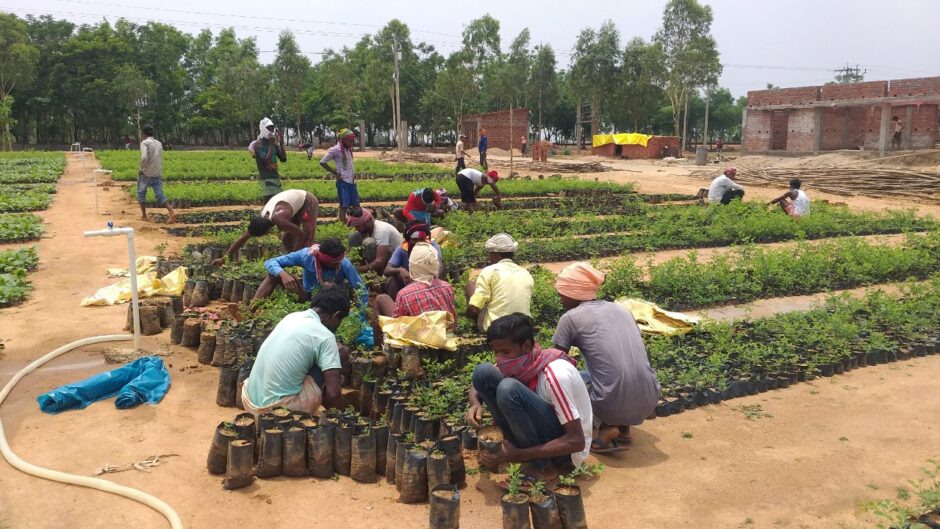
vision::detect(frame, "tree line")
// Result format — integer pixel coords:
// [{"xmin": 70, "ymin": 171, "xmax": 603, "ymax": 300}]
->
[{"xmin": 0, "ymin": 0, "xmax": 744, "ymax": 149}]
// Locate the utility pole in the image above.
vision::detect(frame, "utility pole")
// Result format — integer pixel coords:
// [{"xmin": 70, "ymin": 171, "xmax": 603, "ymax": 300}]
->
[
  {"xmin": 392, "ymin": 36, "xmax": 403, "ymax": 159},
  {"xmin": 681, "ymin": 89, "xmax": 689, "ymax": 153},
  {"xmin": 702, "ymin": 86, "xmax": 710, "ymax": 148}
]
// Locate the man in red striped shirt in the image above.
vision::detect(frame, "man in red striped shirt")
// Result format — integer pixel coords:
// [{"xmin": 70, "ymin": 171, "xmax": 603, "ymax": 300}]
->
[{"xmin": 466, "ymin": 313, "xmax": 593, "ymax": 481}]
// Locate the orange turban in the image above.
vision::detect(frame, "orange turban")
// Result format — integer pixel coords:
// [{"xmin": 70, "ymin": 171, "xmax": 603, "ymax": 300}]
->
[{"xmin": 555, "ymin": 262, "xmax": 606, "ymax": 301}]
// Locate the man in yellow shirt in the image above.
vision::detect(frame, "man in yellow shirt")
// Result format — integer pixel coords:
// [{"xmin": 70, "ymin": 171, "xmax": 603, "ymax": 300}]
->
[{"xmin": 465, "ymin": 233, "xmax": 534, "ymax": 332}]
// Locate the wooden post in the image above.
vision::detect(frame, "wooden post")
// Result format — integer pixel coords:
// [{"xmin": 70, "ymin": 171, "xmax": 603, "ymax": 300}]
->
[
  {"xmin": 575, "ymin": 99, "xmax": 582, "ymax": 152},
  {"xmin": 702, "ymin": 86, "xmax": 710, "ymax": 148}
]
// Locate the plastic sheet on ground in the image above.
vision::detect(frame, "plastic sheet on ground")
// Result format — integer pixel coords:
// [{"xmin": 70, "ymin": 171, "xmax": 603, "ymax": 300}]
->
[
  {"xmin": 81, "ymin": 266, "xmax": 187, "ymax": 306},
  {"xmin": 379, "ymin": 310, "xmax": 457, "ymax": 351},
  {"xmin": 614, "ymin": 297, "xmax": 700, "ymax": 336},
  {"xmin": 36, "ymin": 356, "xmax": 171, "ymax": 414},
  {"xmin": 592, "ymin": 133, "xmax": 652, "ymax": 148},
  {"xmin": 107, "ymin": 256, "xmax": 158, "ymax": 277}
]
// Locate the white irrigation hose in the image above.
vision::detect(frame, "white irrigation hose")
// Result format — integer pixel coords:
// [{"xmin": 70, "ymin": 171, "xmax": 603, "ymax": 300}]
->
[{"xmin": 0, "ymin": 335, "xmax": 183, "ymax": 529}]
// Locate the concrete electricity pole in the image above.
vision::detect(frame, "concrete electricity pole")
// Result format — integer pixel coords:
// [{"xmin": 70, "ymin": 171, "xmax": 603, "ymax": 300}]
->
[{"xmin": 392, "ymin": 37, "xmax": 403, "ymax": 159}]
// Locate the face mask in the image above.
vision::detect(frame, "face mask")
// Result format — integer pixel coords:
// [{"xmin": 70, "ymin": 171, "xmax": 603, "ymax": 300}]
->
[{"xmin": 495, "ymin": 353, "xmax": 532, "ymax": 379}]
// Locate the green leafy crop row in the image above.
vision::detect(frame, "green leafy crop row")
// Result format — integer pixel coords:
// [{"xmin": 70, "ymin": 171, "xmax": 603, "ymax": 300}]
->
[
  {"xmin": 0, "ymin": 152, "xmax": 65, "ymax": 184},
  {"xmin": 0, "ymin": 213, "xmax": 43, "ymax": 243},
  {"xmin": 0, "ymin": 246, "xmax": 38, "ymax": 306}
]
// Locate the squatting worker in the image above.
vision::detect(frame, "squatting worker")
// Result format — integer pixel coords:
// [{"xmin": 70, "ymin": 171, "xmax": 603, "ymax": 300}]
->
[
  {"xmin": 768, "ymin": 178, "xmax": 810, "ymax": 218},
  {"xmin": 399, "ymin": 187, "xmax": 443, "ymax": 225},
  {"xmin": 374, "ymin": 242, "xmax": 457, "ymax": 324},
  {"xmin": 455, "ymin": 133, "xmax": 469, "ymax": 175},
  {"xmin": 298, "ymin": 141, "xmax": 315, "ymax": 160},
  {"xmin": 466, "ymin": 233, "xmax": 533, "ymax": 332},
  {"xmin": 551, "ymin": 262, "xmax": 661, "ymax": 453},
  {"xmin": 467, "ymin": 313, "xmax": 592, "ymax": 482},
  {"xmin": 137, "ymin": 125, "xmax": 176, "ymax": 223},
  {"xmin": 708, "ymin": 166, "xmax": 745, "ymax": 205},
  {"xmin": 242, "ymin": 286, "xmax": 351, "ymax": 416},
  {"xmin": 212, "ymin": 189, "xmax": 319, "ymax": 267},
  {"xmin": 320, "ymin": 128, "xmax": 359, "ymax": 224},
  {"xmin": 254, "ymin": 237, "xmax": 368, "ymax": 308},
  {"xmin": 253, "ymin": 117, "xmax": 287, "ymax": 203},
  {"xmin": 384, "ymin": 221, "xmax": 443, "ymax": 298},
  {"xmin": 478, "ymin": 128, "xmax": 489, "ymax": 170},
  {"xmin": 456, "ymin": 167, "xmax": 501, "ymax": 212},
  {"xmin": 345, "ymin": 206, "xmax": 403, "ymax": 275}
]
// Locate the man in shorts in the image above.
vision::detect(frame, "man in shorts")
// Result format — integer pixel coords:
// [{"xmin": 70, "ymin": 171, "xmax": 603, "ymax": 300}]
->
[
  {"xmin": 456, "ymin": 168, "xmax": 500, "ymax": 213},
  {"xmin": 320, "ymin": 128, "xmax": 359, "ymax": 224},
  {"xmin": 137, "ymin": 124, "xmax": 176, "ymax": 223}
]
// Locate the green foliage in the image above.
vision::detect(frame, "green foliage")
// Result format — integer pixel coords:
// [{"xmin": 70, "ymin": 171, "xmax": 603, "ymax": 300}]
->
[
  {"xmin": 0, "ymin": 152, "xmax": 64, "ymax": 184},
  {"xmin": 866, "ymin": 460, "xmax": 940, "ymax": 529},
  {"xmin": 0, "ymin": 213, "xmax": 42, "ymax": 242},
  {"xmin": 506, "ymin": 463, "xmax": 523, "ymax": 497},
  {"xmin": 0, "ymin": 245, "xmax": 37, "ymax": 306}
]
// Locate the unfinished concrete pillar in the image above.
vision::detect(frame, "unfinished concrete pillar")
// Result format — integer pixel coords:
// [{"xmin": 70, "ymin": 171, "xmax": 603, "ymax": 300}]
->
[
  {"xmin": 359, "ymin": 120, "xmax": 366, "ymax": 151},
  {"xmin": 813, "ymin": 108, "xmax": 822, "ymax": 154},
  {"xmin": 905, "ymin": 105, "xmax": 914, "ymax": 150},
  {"xmin": 878, "ymin": 104, "xmax": 891, "ymax": 157}
]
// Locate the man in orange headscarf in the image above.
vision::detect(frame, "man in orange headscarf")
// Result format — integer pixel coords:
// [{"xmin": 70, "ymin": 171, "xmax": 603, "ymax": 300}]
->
[{"xmin": 552, "ymin": 262, "xmax": 661, "ymax": 454}]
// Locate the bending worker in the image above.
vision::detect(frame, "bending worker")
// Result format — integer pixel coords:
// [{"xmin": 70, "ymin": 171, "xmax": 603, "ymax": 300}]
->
[
  {"xmin": 456, "ymin": 168, "xmax": 501, "ymax": 213},
  {"xmin": 384, "ymin": 222, "xmax": 443, "ymax": 299},
  {"xmin": 345, "ymin": 206, "xmax": 403, "ymax": 275},
  {"xmin": 551, "ymin": 262, "xmax": 661, "ymax": 453},
  {"xmin": 397, "ymin": 188, "xmax": 443, "ymax": 225},
  {"xmin": 212, "ymin": 189, "xmax": 318, "ymax": 267},
  {"xmin": 466, "ymin": 233, "xmax": 533, "ymax": 332}
]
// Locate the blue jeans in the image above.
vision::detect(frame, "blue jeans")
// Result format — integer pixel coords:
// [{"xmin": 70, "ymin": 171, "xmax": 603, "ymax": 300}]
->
[
  {"xmin": 336, "ymin": 180, "xmax": 360, "ymax": 208},
  {"xmin": 411, "ymin": 210, "xmax": 432, "ymax": 225},
  {"xmin": 137, "ymin": 176, "xmax": 167, "ymax": 203},
  {"xmin": 472, "ymin": 363, "xmax": 569, "ymax": 470}
]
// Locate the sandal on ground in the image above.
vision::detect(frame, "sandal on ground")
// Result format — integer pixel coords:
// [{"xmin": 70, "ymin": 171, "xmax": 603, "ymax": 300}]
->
[{"xmin": 590, "ymin": 438, "xmax": 628, "ymax": 454}]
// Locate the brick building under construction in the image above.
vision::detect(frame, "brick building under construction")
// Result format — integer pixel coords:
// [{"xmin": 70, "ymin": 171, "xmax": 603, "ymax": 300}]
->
[
  {"xmin": 461, "ymin": 109, "xmax": 530, "ymax": 151},
  {"xmin": 742, "ymin": 76, "xmax": 940, "ymax": 155}
]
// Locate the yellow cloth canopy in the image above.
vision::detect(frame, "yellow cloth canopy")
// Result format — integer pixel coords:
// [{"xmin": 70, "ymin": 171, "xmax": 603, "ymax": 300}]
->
[{"xmin": 592, "ymin": 133, "xmax": 653, "ymax": 148}]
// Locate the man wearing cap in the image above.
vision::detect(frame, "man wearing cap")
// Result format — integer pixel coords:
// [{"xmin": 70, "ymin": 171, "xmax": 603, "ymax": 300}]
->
[
  {"xmin": 345, "ymin": 206, "xmax": 404, "ymax": 275},
  {"xmin": 398, "ymin": 187, "xmax": 443, "ymax": 225},
  {"xmin": 212, "ymin": 189, "xmax": 319, "ymax": 267},
  {"xmin": 254, "ymin": 117, "xmax": 287, "ymax": 203},
  {"xmin": 478, "ymin": 128, "xmax": 489, "ymax": 170},
  {"xmin": 456, "ymin": 167, "xmax": 501, "ymax": 213},
  {"xmin": 384, "ymin": 221, "xmax": 443, "ymax": 298},
  {"xmin": 552, "ymin": 262, "xmax": 661, "ymax": 453},
  {"xmin": 466, "ymin": 233, "xmax": 534, "ymax": 332},
  {"xmin": 320, "ymin": 128, "xmax": 359, "ymax": 223},
  {"xmin": 456, "ymin": 133, "xmax": 469, "ymax": 175},
  {"xmin": 707, "ymin": 167, "xmax": 745, "ymax": 205},
  {"xmin": 253, "ymin": 237, "xmax": 368, "ymax": 309},
  {"xmin": 374, "ymin": 242, "xmax": 457, "ymax": 324}
]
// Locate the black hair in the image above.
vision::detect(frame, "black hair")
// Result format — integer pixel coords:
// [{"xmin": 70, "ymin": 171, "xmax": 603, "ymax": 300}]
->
[
  {"xmin": 248, "ymin": 216, "xmax": 274, "ymax": 236},
  {"xmin": 310, "ymin": 285, "xmax": 351, "ymax": 318},
  {"xmin": 892, "ymin": 116, "xmax": 899, "ymax": 120},
  {"xmin": 319, "ymin": 237, "xmax": 346, "ymax": 258},
  {"xmin": 142, "ymin": 125, "xmax": 154, "ymax": 136},
  {"xmin": 421, "ymin": 188, "xmax": 435, "ymax": 203},
  {"xmin": 347, "ymin": 205, "xmax": 365, "ymax": 218},
  {"xmin": 495, "ymin": 252, "xmax": 514, "ymax": 259},
  {"xmin": 789, "ymin": 178, "xmax": 802, "ymax": 189},
  {"xmin": 486, "ymin": 313, "xmax": 535, "ymax": 345}
]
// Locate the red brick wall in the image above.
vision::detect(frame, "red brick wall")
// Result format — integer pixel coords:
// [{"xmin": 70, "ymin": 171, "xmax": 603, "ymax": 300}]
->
[
  {"xmin": 820, "ymin": 108, "xmax": 846, "ymax": 151},
  {"xmin": 747, "ymin": 86, "xmax": 820, "ymax": 107},
  {"xmin": 592, "ymin": 143, "xmax": 617, "ymax": 157},
  {"xmin": 591, "ymin": 136, "xmax": 679, "ymax": 159},
  {"xmin": 909, "ymin": 104, "xmax": 938, "ymax": 149},
  {"xmin": 819, "ymin": 81, "xmax": 886, "ymax": 101},
  {"xmin": 785, "ymin": 109, "xmax": 816, "ymax": 152},
  {"xmin": 742, "ymin": 110, "xmax": 772, "ymax": 152},
  {"xmin": 461, "ymin": 109, "xmax": 531, "ymax": 151},
  {"xmin": 888, "ymin": 77, "xmax": 940, "ymax": 97},
  {"xmin": 771, "ymin": 111, "xmax": 789, "ymax": 150}
]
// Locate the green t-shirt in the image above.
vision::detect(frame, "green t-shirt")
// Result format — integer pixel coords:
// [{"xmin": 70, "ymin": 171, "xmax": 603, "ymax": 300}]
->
[
  {"xmin": 254, "ymin": 141, "xmax": 284, "ymax": 196},
  {"xmin": 246, "ymin": 309, "xmax": 341, "ymax": 408}
]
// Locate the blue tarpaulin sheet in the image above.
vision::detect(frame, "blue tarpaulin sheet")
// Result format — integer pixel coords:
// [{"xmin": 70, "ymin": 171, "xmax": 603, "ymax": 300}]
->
[{"xmin": 36, "ymin": 356, "xmax": 171, "ymax": 414}]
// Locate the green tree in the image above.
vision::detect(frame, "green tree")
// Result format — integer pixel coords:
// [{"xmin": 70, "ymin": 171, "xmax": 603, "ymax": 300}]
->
[
  {"xmin": 0, "ymin": 14, "xmax": 39, "ymax": 149},
  {"xmin": 569, "ymin": 20, "xmax": 621, "ymax": 138},
  {"xmin": 529, "ymin": 44, "xmax": 558, "ymax": 140},
  {"xmin": 112, "ymin": 64, "xmax": 155, "ymax": 139},
  {"xmin": 272, "ymin": 30, "xmax": 311, "ymax": 142},
  {"xmin": 461, "ymin": 15, "xmax": 501, "ymax": 72},
  {"xmin": 615, "ymin": 38, "xmax": 665, "ymax": 132}
]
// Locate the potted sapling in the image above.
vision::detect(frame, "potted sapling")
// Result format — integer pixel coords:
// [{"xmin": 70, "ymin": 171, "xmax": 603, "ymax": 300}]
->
[
  {"xmin": 529, "ymin": 480, "xmax": 561, "ymax": 529},
  {"xmin": 501, "ymin": 463, "xmax": 531, "ymax": 529}
]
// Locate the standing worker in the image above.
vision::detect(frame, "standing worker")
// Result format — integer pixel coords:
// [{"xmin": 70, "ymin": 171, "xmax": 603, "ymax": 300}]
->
[
  {"xmin": 707, "ymin": 167, "xmax": 745, "ymax": 205},
  {"xmin": 455, "ymin": 133, "xmax": 469, "ymax": 175},
  {"xmin": 551, "ymin": 262, "xmax": 661, "ymax": 453},
  {"xmin": 768, "ymin": 178, "xmax": 811, "ymax": 218},
  {"xmin": 478, "ymin": 128, "xmax": 489, "ymax": 170},
  {"xmin": 253, "ymin": 117, "xmax": 287, "ymax": 204},
  {"xmin": 892, "ymin": 116, "xmax": 904, "ymax": 150},
  {"xmin": 137, "ymin": 124, "xmax": 176, "ymax": 223},
  {"xmin": 456, "ymin": 168, "xmax": 501, "ymax": 213},
  {"xmin": 520, "ymin": 135, "xmax": 527, "ymax": 156},
  {"xmin": 321, "ymin": 128, "xmax": 359, "ymax": 224}
]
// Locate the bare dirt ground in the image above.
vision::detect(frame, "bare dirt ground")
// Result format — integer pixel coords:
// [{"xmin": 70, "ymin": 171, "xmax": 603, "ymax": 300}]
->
[{"xmin": 1, "ymin": 153, "xmax": 937, "ymax": 529}]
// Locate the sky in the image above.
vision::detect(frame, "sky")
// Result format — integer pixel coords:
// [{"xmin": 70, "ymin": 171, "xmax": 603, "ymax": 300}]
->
[{"xmin": 2, "ymin": 0, "xmax": 940, "ymax": 98}]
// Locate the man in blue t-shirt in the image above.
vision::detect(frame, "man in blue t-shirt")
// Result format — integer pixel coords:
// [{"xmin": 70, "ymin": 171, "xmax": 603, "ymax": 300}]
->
[{"xmin": 478, "ymin": 128, "xmax": 489, "ymax": 170}]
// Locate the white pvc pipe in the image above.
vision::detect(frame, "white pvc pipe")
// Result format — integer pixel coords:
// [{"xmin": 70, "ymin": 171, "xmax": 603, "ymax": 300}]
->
[
  {"xmin": 84, "ymin": 227, "xmax": 141, "ymax": 352},
  {"xmin": 92, "ymin": 170, "xmax": 112, "ymax": 214},
  {"xmin": 0, "ymin": 334, "xmax": 183, "ymax": 529}
]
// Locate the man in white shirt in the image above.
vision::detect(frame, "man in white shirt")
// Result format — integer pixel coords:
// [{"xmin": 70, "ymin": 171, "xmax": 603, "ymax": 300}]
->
[
  {"xmin": 137, "ymin": 125, "xmax": 176, "ymax": 223},
  {"xmin": 708, "ymin": 166, "xmax": 745, "ymax": 205},
  {"xmin": 768, "ymin": 178, "xmax": 811, "ymax": 218},
  {"xmin": 466, "ymin": 313, "xmax": 592, "ymax": 481},
  {"xmin": 455, "ymin": 133, "xmax": 468, "ymax": 175},
  {"xmin": 345, "ymin": 205, "xmax": 404, "ymax": 274},
  {"xmin": 456, "ymin": 167, "xmax": 501, "ymax": 212}
]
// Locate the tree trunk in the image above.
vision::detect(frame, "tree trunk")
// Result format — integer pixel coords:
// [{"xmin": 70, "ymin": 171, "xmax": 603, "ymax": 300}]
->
[{"xmin": 537, "ymin": 89, "xmax": 543, "ymax": 141}]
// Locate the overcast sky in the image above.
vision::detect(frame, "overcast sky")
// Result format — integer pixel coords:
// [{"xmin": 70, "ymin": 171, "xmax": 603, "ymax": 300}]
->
[{"xmin": 3, "ymin": 0, "xmax": 939, "ymax": 97}]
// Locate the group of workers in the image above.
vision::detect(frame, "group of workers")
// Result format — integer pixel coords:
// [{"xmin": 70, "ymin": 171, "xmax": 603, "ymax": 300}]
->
[{"xmin": 131, "ymin": 118, "xmax": 816, "ymax": 480}]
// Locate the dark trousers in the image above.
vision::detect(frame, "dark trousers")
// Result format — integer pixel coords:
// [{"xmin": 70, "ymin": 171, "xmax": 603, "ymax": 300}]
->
[
  {"xmin": 720, "ymin": 189, "xmax": 745, "ymax": 205},
  {"xmin": 472, "ymin": 363, "xmax": 570, "ymax": 470},
  {"xmin": 479, "ymin": 151, "xmax": 487, "ymax": 170}
]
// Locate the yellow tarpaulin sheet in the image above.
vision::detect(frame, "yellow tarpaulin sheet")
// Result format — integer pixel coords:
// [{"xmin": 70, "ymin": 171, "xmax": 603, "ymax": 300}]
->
[
  {"xmin": 81, "ymin": 266, "xmax": 188, "ymax": 307},
  {"xmin": 614, "ymin": 297, "xmax": 700, "ymax": 336},
  {"xmin": 592, "ymin": 133, "xmax": 653, "ymax": 148},
  {"xmin": 107, "ymin": 256, "xmax": 159, "ymax": 277},
  {"xmin": 378, "ymin": 311, "xmax": 457, "ymax": 351}
]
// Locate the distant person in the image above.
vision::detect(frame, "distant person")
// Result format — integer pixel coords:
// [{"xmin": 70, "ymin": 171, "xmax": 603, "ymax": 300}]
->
[
  {"xmin": 345, "ymin": 206, "xmax": 403, "ymax": 275},
  {"xmin": 715, "ymin": 137, "xmax": 724, "ymax": 154},
  {"xmin": 254, "ymin": 237, "xmax": 368, "ymax": 308},
  {"xmin": 707, "ymin": 166, "xmax": 745, "ymax": 205},
  {"xmin": 478, "ymin": 128, "xmax": 489, "ymax": 170},
  {"xmin": 299, "ymin": 142, "xmax": 315, "ymax": 160},
  {"xmin": 520, "ymin": 135, "xmax": 527, "ymax": 155},
  {"xmin": 437, "ymin": 188, "xmax": 460, "ymax": 213},
  {"xmin": 212, "ymin": 189, "xmax": 319, "ymax": 267},
  {"xmin": 320, "ymin": 128, "xmax": 359, "ymax": 224},
  {"xmin": 137, "ymin": 125, "xmax": 176, "ymax": 223},
  {"xmin": 455, "ymin": 133, "xmax": 469, "ymax": 175},
  {"xmin": 466, "ymin": 233, "xmax": 533, "ymax": 332},
  {"xmin": 253, "ymin": 117, "xmax": 287, "ymax": 204},
  {"xmin": 768, "ymin": 178, "xmax": 810, "ymax": 218},
  {"xmin": 456, "ymin": 168, "xmax": 501, "ymax": 213},
  {"xmin": 123, "ymin": 135, "xmax": 132, "ymax": 150},
  {"xmin": 397, "ymin": 187, "xmax": 443, "ymax": 225},
  {"xmin": 892, "ymin": 116, "xmax": 904, "ymax": 150}
]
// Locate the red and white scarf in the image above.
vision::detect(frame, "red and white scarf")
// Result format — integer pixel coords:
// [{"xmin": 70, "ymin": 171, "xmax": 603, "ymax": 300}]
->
[
  {"xmin": 307, "ymin": 244, "xmax": 346, "ymax": 285},
  {"xmin": 495, "ymin": 343, "xmax": 575, "ymax": 391}
]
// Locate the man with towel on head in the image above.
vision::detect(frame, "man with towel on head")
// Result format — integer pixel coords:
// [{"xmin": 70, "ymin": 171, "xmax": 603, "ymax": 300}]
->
[
  {"xmin": 466, "ymin": 233, "xmax": 534, "ymax": 332},
  {"xmin": 374, "ymin": 241, "xmax": 457, "ymax": 324},
  {"xmin": 384, "ymin": 222, "xmax": 443, "ymax": 298},
  {"xmin": 345, "ymin": 206, "xmax": 404, "ymax": 275},
  {"xmin": 551, "ymin": 262, "xmax": 661, "ymax": 453},
  {"xmin": 252, "ymin": 117, "xmax": 287, "ymax": 203},
  {"xmin": 320, "ymin": 128, "xmax": 359, "ymax": 223}
]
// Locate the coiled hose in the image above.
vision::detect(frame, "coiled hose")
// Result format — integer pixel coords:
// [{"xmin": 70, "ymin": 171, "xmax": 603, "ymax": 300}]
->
[{"xmin": 0, "ymin": 335, "xmax": 183, "ymax": 529}]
